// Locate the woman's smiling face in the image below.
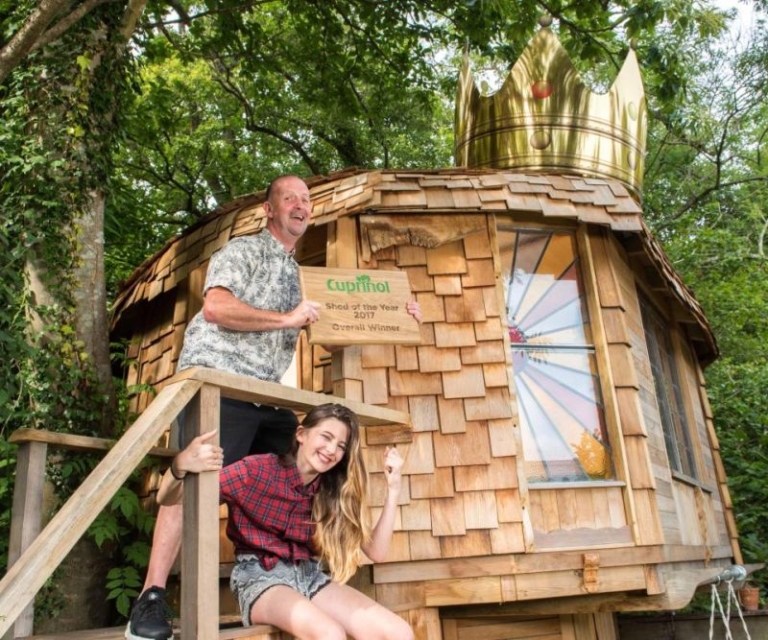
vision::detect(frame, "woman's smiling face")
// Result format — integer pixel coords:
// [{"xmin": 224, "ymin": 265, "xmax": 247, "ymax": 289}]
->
[{"xmin": 295, "ymin": 417, "xmax": 350, "ymax": 483}]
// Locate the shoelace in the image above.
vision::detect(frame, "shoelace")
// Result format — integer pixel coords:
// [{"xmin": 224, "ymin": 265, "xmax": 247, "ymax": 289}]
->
[{"xmin": 134, "ymin": 594, "xmax": 172, "ymax": 625}]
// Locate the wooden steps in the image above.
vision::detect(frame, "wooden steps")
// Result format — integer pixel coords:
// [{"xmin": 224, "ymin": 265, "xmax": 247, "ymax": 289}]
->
[{"xmin": 19, "ymin": 619, "xmax": 284, "ymax": 640}]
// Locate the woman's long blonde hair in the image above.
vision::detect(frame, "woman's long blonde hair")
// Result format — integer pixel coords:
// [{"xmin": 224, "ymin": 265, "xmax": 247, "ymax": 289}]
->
[{"xmin": 287, "ymin": 403, "xmax": 370, "ymax": 582}]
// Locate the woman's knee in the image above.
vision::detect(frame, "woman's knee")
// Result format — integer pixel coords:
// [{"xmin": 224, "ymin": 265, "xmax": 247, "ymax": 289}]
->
[
  {"xmin": 309, "ymin": 621, "xmax": 347, "ymax": 640},
  {"xmin": 376, "ymin": 614, "xmax": 414, "ymax": 640}
]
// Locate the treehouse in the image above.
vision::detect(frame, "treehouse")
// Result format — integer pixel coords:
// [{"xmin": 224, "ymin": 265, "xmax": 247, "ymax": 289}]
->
[{"xmin": 1, "ymin": 22, "xmax": 751, "ymax": 640}]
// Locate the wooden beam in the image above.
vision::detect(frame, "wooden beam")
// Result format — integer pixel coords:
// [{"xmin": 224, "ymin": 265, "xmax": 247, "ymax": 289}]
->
[
  {"xmin": 172, "ymin": 366, "xmax": 411, "ymax": 428},
  {"xmin": 438, "ymin": 566, "xmax": 725, "ymax": 614},
  {"xmin": 181, "ymin": 384, "xmax": 221, "ymax": 640},
  {"xmin": 0, "ymin": 379, "xmax": 202, "ymax": 638},
  {"xmin": 9, "ymin": 428, "xmax": 178, "ymax": 458},
  {"xmin": 6, "ymin": 440, "xmax": 46, "ymax": 637}
]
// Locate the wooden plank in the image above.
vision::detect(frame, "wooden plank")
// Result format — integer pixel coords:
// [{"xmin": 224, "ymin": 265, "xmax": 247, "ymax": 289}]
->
[
  {"xmin": 424, "ymin": 576, "xmax": 502, "ymax": 607},
  {"xmin": 408, "ymin": 395, "xmax": 439, "ymax": 433},
  {"xmin": 434, "ymin": 275, "xmax": 464, "ymax": 296},
  {"xmin": 0, "ymin": 380, "xmax": 203, "ymax": 638},
  {"xmin": 434, "ymin": 322, "xmax": 476, "ymax": 348},
  {"xmin": 416, "ymin": 292, "xmax": 446, "ymax": 323},
  {"xmin": 440, "ymin": 530, "xmax": 492, "ymax": 557},
  {"xmin": 454, "ymin": 454, "xmax": 517, "ymax": 490},
  {"xmin": 426, "ymin": 241, "xmax": 468, "ymax": 275},
  {"xmin": 461, "ymin": 258, "xmax": 496, "ymax": 287},
  {"xmin": 366, "ymin": 424, "xmax": 413, "ymax": 445},
  {"xmin": 444, "ymin": 288, "xmax": 487, "ymax": 322},
  {"xmin": 460, "ymin": 341, "xmax": 506, "ymax": 364},
  {"xmin": 437, "ymin": 397, "xmax": 467, "ymax": 434},
  {"xmin": 7, "ymin": 441, "xmax": 46, "ymax": 637},
  {"xmin": 490, "ymin": 522, "xmax": 526, "ymax": 554},
  {"xmin": 389, "ymin": 369, "xmax": 443, "ymax": 397},
  {"xmin": 172, "ymin": 367, "xmax": 410, "ymax": 428},
  {"xmin": 410, "ymin": 467, "xmax": 455, "ymax": 498},
  {"xmin": 182, "ymin": 384, "xmax": 222, "ymax": 640},
  {"xmin": 487, "ymin": 418, "xmax": 516, "ymax": 457},
  {"xmin": 402, "ymin": 432, "xmax": 436, "ymax": 475},
  {"xmin": 361, "ymin": 343, "xmax": 397, "ymax": 368},
  {"xmin": 464, "ymin": 490, "xmax": 499, "ymax": 529},
  {"xmin": 409, "ymin": 530, "xmax": 443, "ymax": 560},
  {"xmin": 430, "ymin": 495, "xmax": 467, "ymax": 536},
  {"xmin": 417, "ymin": 345, "xmax": 462, "ymax": 372},
  {"xmin": 362, "ymin": 367, "xmax": 389, "ymax": 405},
  {"xmin": 434, "ymin": 423, "xmax": 492, "ymax": 467},
  {"xmin": 9, "ymin": 429, "xmax": 178, "ymax": 458},
  {"xmin": 407, "ymin": 607, "xmax": 442, "ymax": 640},
  {"xmin": 483, "ymin": 363, "xmax": 509, "ymax": 388},
  {"xmin": 401, "ymin": 499, "xmax": 433, "ymax": 530},
  {"xmin": 463, "ymin": 388, "xmax": 513, "ymax": 421},
  {"xmin": 442, "ymin": 365, "xmax": 486, "ymax": 399}
]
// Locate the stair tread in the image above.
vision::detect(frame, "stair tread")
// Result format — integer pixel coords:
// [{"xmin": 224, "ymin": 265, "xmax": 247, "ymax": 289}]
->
[{"xmin": 18, "ymin": 621, "xmax": 279, "ymax": 640}]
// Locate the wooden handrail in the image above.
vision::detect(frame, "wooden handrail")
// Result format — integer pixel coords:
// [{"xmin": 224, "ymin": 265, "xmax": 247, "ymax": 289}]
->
[
  {"xmin": 8, "ymin": 428, "xmax": 178, "ymax": 458},
  {"xmin": 0, "ymin": 379, "xmax": 203, "ymax": 638},
  {"xmin": 1, "ymin": 367, "xmax": 412, "ymax": 638}
]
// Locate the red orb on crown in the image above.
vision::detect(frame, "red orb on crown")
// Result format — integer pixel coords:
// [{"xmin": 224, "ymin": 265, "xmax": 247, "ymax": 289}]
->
[{"xmin": 531, "ymin": 80, "xmax": 553, "ymax": 99}]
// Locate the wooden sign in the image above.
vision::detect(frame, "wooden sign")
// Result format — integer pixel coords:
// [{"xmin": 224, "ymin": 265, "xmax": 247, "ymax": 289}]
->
[{"xmin": 299, "ymin": 267, "xmax": 422, "ymax": 345}]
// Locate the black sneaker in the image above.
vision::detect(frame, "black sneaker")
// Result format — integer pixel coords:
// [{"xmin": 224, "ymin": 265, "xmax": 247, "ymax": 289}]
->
[{"xmin": 125, "ymin": 586, "xmax": 173, "ymax": 640}]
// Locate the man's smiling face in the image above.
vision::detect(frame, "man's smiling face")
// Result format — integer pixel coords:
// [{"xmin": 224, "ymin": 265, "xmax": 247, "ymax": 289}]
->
[{"xmin": 265, "ymin": 176, "xmax": 312, "ymax": 250}]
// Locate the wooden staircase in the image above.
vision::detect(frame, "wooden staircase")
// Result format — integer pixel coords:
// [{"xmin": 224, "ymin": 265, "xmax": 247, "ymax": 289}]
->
[
  {"xmin": 19, "ymin": 619, "xmax": 283, "ymax": 640},
  {"xmin": 1, "ymin": 367, "xmax": 410, "ymax": 639}
]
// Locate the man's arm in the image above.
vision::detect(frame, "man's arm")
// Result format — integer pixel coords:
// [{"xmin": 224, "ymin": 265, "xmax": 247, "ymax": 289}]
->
[{"xmin": 202, "ymin": 286, "xmax": 321, "ymax": 331}]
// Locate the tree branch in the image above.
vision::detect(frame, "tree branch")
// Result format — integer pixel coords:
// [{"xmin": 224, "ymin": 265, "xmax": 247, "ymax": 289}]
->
[{"xmin": 0, "ymin": 0, "xmax": 70, "ymax": 84}]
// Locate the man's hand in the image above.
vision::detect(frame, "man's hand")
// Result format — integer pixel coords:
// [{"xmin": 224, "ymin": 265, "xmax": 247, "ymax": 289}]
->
[
  {"xmin": 172, "ymin": 430, "xmax": 224, "ymax": 478},
  {"xmin": 288, "ymin": 299, "xmax": 322, "ymax": 328}
]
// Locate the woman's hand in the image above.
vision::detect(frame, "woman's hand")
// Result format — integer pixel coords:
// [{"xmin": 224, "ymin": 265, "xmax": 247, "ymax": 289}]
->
[
  {"xmin": 405, "ymin": 300, "xmax": 422, "ymax": 324},
  {"xmin": 383, "ymin": 446, "xmax": 404, "ymax": 495}
]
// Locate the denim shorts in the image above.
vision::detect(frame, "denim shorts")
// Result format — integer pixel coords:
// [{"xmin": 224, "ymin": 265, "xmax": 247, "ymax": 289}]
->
[{"xmin": 230, "ymin": 555, "xmax": 332, "ymax": 626}]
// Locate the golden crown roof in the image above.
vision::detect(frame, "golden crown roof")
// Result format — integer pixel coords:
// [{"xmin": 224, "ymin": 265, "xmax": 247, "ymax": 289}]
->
[{"xmin": 455, "ymin": 25, "xmax": 647, "ymax": 199}]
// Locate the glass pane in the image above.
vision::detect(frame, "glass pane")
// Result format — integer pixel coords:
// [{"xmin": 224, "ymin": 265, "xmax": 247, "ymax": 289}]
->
[
  {"xmin": 503, "ymin": 230, "xmax": 590, "ymax": 347},
  {"xmin": 499, "ymin": 227, "xmax": 613, "ymax": 483},
  {"xmin": 514, "ymin": 347, "xmax": 612, "ymax": 482},
  {"xmin": 640, "ymin": 296, "xmax": 697, "ymax": 478}
]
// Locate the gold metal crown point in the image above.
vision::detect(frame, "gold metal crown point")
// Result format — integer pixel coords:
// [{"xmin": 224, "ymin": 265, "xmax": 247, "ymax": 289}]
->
[{"xmin": 454, "ymin": 29, "xmax": 647, "ymax": 199}]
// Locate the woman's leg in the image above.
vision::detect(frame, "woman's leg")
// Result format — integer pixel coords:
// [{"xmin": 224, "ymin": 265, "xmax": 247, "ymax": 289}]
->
[
  {"xmin": 311, "ymin": 582, "xmax": 415, "ymax": 640},
  {"xmin": 248, "ymin": 585, "xmax": 347, "ymax": 640}
]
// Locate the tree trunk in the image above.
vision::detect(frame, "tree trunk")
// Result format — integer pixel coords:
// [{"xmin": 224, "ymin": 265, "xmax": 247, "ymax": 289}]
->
[{"xmin": 73, "ymin": 189, "xmax": 117, "ymax": 434}]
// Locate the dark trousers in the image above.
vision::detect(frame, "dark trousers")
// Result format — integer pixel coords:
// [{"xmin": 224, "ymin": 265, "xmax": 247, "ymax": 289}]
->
[{"xmin": 178, "ymin": 397, "xmax": 298, "ymax": 467}]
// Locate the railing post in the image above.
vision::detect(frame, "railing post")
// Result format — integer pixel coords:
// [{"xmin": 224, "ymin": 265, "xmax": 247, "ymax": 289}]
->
[
  {"xmin": 4, "ymin": 440, "xmax": 47, "ymax": 640},
  {"xmin": 181, "ymin": 383, "xmax": 221, "ymax": 639}
]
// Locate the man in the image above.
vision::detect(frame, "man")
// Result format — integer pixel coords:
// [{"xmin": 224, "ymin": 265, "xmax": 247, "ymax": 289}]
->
[{"xmin": 126, "ymin": 175, "xmax": 420, "ymax": 640}]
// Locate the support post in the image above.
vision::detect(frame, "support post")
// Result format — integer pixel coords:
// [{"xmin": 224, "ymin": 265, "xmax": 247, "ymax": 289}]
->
[
  {"xmin": 181, "ymin": 383, "xmax": 221, "ymax": 639},
  {"xmin": 4, "ymin": 441, "xmax": 47, "ymax": 639}
]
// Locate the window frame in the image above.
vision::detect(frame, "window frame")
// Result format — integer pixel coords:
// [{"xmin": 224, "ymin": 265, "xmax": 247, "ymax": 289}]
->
[
  {"xmin": 496, "ymin": 221, "xmax": 622, "ymax": 484},
  {"xmin": 638, "ymin": 292, "xmax": 701, "ymax": 482}
]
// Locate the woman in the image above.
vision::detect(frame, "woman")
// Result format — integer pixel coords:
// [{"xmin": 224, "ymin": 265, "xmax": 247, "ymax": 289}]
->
[{"xmin": 157, "ymin": 403, "xmax": 413, "ymax": 640}]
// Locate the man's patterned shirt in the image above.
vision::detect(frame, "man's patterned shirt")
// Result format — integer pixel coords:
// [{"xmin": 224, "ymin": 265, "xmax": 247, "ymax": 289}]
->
[{"xmin": 177, "ymin": 230, "xmax": 301, "ymax": 381}]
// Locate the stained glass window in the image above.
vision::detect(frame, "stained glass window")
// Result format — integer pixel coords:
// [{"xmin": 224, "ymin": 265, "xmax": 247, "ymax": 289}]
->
[{"xmin": 499, "ymin": 228, "xmax": 613, "ymax": 483}]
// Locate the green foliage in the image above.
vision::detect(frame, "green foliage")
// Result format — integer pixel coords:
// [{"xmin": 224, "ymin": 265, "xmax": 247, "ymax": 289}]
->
[
  {"xmin": 0, "ymin": 435, "xmax": 17, "ymax": 571},
  {"xmin": 106, "ymin": 566, "xmax": 143, "ymax": 618}
]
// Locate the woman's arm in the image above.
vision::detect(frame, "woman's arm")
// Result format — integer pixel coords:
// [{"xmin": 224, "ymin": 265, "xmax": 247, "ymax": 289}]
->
[
  {"xmin": 156, "ymin": 430, "xmax": 223, "ymax": 505},
  {"xmin": 361, "ymin": 447, "xmax": 404, "ymax": 562}
]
